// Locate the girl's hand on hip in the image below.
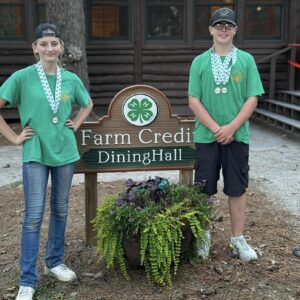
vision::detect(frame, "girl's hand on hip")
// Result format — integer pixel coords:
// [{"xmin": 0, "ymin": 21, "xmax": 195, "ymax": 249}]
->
[
  {"xmin": 16, "ymin": 126, "xmax": 35, "ymax": 145},
  {"xmin": 65, "ymin": 118, "xmax": 77, "ymax": 131}
]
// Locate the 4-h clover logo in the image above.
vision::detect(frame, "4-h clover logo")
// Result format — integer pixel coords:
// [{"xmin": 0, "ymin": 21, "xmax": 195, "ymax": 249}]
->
[{"xmin": 123, "ymin": 94, "xmax": 158, "ymax": 126}]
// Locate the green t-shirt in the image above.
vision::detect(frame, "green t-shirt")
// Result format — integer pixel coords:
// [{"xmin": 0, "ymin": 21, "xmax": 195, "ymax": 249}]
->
[
  {"xmin": 188, "ymin": 48, "xmax": 264, "ymax": 144},
  {"xmin": 0, "ymin": 65, "xmax": 90, "ymax": 166}
]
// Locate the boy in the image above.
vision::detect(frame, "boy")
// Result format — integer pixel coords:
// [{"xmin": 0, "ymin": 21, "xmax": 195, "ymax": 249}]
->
[{"xmin": 188, "ymin": 8, "xmax": 264, "ymax": 261}]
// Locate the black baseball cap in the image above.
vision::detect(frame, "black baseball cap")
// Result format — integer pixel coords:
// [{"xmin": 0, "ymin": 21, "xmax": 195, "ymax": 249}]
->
[
  {"xmin": 34, "ymin": 23, "xmax": 61, "ymax": 40},
  {"xmin": 210, "ymin": 8, "xmax": 236, "ymax": 26}
]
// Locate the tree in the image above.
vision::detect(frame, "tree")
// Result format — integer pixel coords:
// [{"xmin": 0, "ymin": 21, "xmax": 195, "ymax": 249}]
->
[{"xmin": 45, "ymin": 0, "xmax": 90, "ymax": 90}]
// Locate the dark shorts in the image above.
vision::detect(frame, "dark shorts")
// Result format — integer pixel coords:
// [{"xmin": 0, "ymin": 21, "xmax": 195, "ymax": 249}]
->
[{"xmin": 194, "ymin": 141, "xmax": 249, "ymax": 197}]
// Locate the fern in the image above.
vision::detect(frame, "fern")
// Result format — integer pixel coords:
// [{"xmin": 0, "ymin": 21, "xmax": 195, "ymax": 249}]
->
[{"xmin": 93, "ymin": 178, "xmax": 214, "ymax": 286}]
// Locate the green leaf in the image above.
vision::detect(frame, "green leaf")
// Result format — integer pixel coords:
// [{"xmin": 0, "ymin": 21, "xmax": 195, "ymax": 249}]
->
[
  {"xmin": 127, "ymin": 98, "xmax": 140, "ymax": 110},
  {"xmin": 141, "ymin": 98, "xmax": 153, "ymax": 110},
  {"xmin": 127, "ymin": 110, "xmax": 139, "ymax": 121},
  {"xmin": 141, "ymin": 110, "xmax": 153, "ymax": 121}
]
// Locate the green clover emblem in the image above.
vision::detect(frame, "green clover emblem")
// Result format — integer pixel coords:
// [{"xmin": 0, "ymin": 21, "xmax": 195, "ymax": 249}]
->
[{"xmin": 127, "ymin": 98, "xmax": 154, "ymax": 124}]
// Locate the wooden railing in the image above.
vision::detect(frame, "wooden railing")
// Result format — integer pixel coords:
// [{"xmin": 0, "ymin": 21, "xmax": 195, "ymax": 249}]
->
[{"xmin": 256, "ymin": 44, "xmax": 300, "ymax": 99}]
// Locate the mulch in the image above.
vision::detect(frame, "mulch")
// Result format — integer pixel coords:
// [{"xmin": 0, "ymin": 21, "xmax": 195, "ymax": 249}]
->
[{"xmin": 1, "ymin": 179, "xmax": 300, "ymax": 299}]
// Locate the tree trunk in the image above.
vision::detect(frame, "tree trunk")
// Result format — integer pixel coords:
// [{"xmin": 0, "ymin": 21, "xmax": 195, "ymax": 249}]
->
[{"xmin": 45, "ymin": 0, "xmax": 90, "ymax": 90}]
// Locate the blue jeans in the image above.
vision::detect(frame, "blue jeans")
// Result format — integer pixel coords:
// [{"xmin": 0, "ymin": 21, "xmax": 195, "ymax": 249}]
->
[{"xmin": 20, "ymin": 162, "xmax": 75, "ymax": 288}]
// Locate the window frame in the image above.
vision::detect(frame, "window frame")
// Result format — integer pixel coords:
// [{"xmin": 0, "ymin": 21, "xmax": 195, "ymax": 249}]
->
[
  {"xmin": 0, "ymin": 0, "xmax": 289, "ymax": 49},
  {"xmin": 243, "ymin": 0, "xmax": 286, "ymax": 42},
  {"xmin": 143, "ymin": 0, "xmax": 186, "ymax": 43},
  {"xmin": 0, "ymin": 0, "xmax": 27, "ymax": 42},
  {"xmin": 86, "ymin": 0, "xmax": 132, "ymax": 45},
  {"xmin": 192, "ymin": 0, "xmax": 236, "ymax": 43},
  {"xmin": 0, "ymin": 0, "xmax": 44, "ymax": 47}
]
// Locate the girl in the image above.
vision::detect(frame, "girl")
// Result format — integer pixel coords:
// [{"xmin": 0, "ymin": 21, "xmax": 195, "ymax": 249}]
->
[{"xmin": 0, "ymin": 23, "xmax": 93, "ymax": 300}]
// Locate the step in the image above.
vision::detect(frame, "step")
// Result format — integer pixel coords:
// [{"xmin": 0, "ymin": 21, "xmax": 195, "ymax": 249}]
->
[
  {"xmin": 255, "ymin": 108, "xmax": 300, "ymax": 129},
  {"xmin": 280, "ymin": 90, "xmax": 300, "ymax": 97},
  {"xmin": 265, "ymin": 99, "xmax": 300, "ymax": 112}
]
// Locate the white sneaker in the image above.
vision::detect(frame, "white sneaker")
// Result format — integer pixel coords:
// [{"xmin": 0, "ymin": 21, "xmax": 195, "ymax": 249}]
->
[
  {"xmin": 16, "ymin": 286, "xmax": 35, "ymax": 300},
  {"xmin": 197, "ymin": 230, "xmax": 211, "ymax": 260},
  {"xmin": 230, "ymin": 235, "xmax": 258, "ymax": 262},
  {"xmin": 44, "ymin": 263, "xmax": 77, "ymax": 282}
]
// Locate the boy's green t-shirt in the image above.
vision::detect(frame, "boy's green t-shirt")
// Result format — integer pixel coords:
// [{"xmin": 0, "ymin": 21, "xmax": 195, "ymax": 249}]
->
[
  {"xmin": 0, "ymin": 65, "xmax": 90, "ymax": 166},
  {"xmin": 188, "ymin": 48, "xmax": 264, "ymax": 144}
]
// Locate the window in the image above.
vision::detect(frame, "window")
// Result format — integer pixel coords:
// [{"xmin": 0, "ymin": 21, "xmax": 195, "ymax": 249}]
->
[
  {"xmin": 88, "ymin": 0, "xmax": 130, "ymax": 40},
  {"xmin": 145, "ymin": 0, "xmax": 184, "ymax": 40},
  {"xmin": 0, "ymin": 0, "xmax": 25, "ymax": 40},
  {"xmin": 194, "ymin": 0, "xmax": 235, "ymax": 40},
  {"xmin": 245, "ymin": 0, "xmax": 283, "ymax": 40}
]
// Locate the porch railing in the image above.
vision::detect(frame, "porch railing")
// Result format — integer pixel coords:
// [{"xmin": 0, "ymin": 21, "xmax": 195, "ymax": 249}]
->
[{"xmin": 256, "ymin": 44, "xmax": 300, "ymax": 99}]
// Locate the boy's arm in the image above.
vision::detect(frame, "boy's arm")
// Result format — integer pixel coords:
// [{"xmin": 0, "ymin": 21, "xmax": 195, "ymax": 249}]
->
[
  {"xmin": 215, "ymin": 96, "xmax": 258, "ymax": 144},
  {"xmin": 188, "ymin": 95, "xmax": 220, "ymax": 133}
]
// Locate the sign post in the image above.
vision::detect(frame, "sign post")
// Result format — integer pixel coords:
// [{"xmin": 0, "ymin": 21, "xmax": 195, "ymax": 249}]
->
[{"xmin": 75, "ymin": 85, "xmax": 195, "ymax": 245}]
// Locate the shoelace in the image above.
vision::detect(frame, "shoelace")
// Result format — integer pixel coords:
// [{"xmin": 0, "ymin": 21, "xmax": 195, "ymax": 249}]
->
[
  {"xmin": 19, "ymin": 288, "xmax": 32, "ymax": 296},
  {"xmin": 57, "ymin": 264, "xmax": 68, "ymax": 271},
  {"xmin": 232, "ymin": 236, "xmax": 252, "ymax": 251},
  {"xmin": 237, "ymin": 239, "xmax": 251, "ymax": 251}
]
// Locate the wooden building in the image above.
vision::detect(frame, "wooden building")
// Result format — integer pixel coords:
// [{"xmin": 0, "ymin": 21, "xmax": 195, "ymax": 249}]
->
[{"xmin": 0, "ymin": 0, "xmax": 300, "ymax": 130}]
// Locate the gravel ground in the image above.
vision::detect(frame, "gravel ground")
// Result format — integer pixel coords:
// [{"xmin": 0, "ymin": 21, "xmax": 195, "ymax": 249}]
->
[
  {"xmin": 249, "ymin": 122, "xmax": 300, "ymax": 224},
  {"xmin": 0, "ymin": 120, "xmax": 299, "ymax": 219}
]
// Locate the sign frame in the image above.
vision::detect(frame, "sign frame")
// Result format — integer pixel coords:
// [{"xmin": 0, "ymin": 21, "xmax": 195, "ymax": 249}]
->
[{"xmin": 75, "ymin": 85, "xmax": 195, "ymax": 245}]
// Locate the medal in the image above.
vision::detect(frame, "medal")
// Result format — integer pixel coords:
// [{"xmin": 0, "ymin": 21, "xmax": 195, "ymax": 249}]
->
[
  {"xmin": 211, "ymin": 46, "xmax": 237, "ymax": 88},
  {"xmin": 214, "ymin": 87, "xmax": 221, "ymax": 94},
  {"xmin": 52, "ymin": 116, "xmax": 59, "ymax": 124},
  {"xmin": 35, "ymin": 62, "xmax": 62, "ymax": 120}
]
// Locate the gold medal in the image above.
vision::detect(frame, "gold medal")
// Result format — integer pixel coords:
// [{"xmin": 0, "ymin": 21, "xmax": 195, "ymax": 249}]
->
[
  {"xmin": 214, "ymin": 87, "xmax": 221, "ymax": 94},
  {"xmin": 52, "ymin": 116, "xmax": 59, "ymax": 124},
  {"xmin": 222, "ymin": 87, "xmax": 228, "ymax": 94}
]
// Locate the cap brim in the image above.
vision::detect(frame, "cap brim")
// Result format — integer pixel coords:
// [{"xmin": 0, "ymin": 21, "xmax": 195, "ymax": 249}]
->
[{"xmin": 211, "ymin": 19, "xmax": 236, "ymax": 26}]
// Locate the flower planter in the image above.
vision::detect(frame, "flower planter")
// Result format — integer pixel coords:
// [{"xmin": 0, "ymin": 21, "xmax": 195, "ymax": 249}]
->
[{"xmin": 93, "ymin": 177, "xmax": 213, "ymax": 286}]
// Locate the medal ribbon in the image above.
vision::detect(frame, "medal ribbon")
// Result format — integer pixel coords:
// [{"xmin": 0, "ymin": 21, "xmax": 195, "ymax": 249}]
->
[
  {"xmin": 35, "ymin": 62, "xmax": 62, "ymax": 114},
  {"xmin": 211, "ymin": 47, "xmax": 237, "ymax": 86}
]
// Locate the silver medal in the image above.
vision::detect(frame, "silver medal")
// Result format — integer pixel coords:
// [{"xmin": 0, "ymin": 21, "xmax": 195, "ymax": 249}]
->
[
  {"xmin": 35, "ymin": 62, "xmax": 62, "ymax": 124},
  {"xmin": 52, "ymin": 116, "xmax": 59, "ymax": 124},
  {"xmin": 211, "ymin": 46, "xmax": 237, "ymax": 89},
  {"xmin": 222, "ymin": 87, "xmax": 228, "ymax": 94},
  {"xmin": 215, "ymin": 87, "xmax": 221, "ymax": 94}
]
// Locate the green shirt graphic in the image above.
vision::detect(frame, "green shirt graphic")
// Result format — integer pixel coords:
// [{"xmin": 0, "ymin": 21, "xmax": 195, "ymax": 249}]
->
[
  {"xmin": 0, "ymin": 65, "xmax": 90, "ymax": 166},
  {"xmin": 188, "ymin": 48, "xmax": 264, "ymax": 144}
]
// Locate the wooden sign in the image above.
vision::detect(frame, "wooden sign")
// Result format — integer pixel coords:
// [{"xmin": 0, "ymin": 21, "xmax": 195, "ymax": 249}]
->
[
  {"xmin": 75, "ymin": 85, "xmax": 195, "ymax": 173},
  {"xmin": 75, "ymin": 85, "xmax": 195, "ymax": 245}
]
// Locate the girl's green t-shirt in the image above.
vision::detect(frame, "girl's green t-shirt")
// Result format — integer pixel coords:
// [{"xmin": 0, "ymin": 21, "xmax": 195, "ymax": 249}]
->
[
  {"xmin": 0, "ymin": 65, "xmax": 90, "ymax": 166},
  {"xmin": 188, "ymin": 48, "xmax": 264, "ymax": 144}
]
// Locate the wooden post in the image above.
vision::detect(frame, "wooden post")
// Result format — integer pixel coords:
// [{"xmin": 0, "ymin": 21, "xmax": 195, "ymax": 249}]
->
[
  {"xmin": 133, "ymin": 1, "xmax": 142, "ymax": 84},
  {"xmin": 179, "ymin": 169, "xmax": 193, "ymax": 185},
  {"xmin": 289, "ymin": 47, "xmax": 296, "ymax": 91},
  {"xmin": 269, "ymin": 56, "xmax": 277, "ymax": 99},
  {"xmin": 84, "ymin": 173, "xmax": 98, "ymax": 246}
]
